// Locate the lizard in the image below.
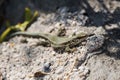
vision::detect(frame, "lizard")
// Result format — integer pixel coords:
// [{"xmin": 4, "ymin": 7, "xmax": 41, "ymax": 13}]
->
[{"xmin": 8, "ymin": 31, "xmax": 94, "ymax": 52}]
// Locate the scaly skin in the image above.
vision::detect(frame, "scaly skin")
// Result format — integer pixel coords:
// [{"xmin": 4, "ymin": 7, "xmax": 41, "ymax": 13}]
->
[{"xmin": 9, "ymin": 32, "xmax": 94, "ymax": 48}]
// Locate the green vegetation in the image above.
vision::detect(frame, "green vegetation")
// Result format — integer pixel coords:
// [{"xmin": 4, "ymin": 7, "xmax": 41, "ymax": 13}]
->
[{"xmin": 0, "ymin": 8, "xmax": 38, "ymax": 42}]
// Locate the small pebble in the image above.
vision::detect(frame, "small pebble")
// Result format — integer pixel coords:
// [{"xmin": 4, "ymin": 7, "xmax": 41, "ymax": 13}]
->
[
  {"xmin": 51, "ymin": 51, "xmax": 56, "ymax": 56},
  {"xmin": 43, "ymin": 62, "xmax": 51, "ymax": 72},
  {"xmin": 72, "ymin": 68, "xmax": 78, "ymax": 72},
  {"xmin": 55, "ymin": 66, "xmax": 64, "ymax": 74},
  {"xmin": 78, "ymin": 66, "xmax": 85, "ymax": 73}
]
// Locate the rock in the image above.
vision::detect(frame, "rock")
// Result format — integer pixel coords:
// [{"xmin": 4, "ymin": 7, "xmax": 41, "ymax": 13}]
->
[
  {"xmin": 0, "ymin": 1, "xmax": 120, "ymax": 80},
  {"xmin": 42, "ymin": 62, "xmax": 51, "ymax": 72},
  {"xmin": 55, "ymin": 66, "xmax": 64, "ymax": 74},
  {"xmin": 94, "ymin": 27, "xmax": 107, "ymax": 35},
  {"xmin": 86, "ymin": 34, "xmax": 105, "ymax": 53}
]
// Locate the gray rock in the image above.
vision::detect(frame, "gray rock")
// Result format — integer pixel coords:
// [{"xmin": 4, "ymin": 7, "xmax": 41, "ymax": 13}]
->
[
  {"xmin": 94, "ymin": 27, "xmax": 107, "ymax": 35},
  {"xmin": 86, "ymin": 34, "xmax": 105, "ymax": 52},
  {"xmin": 42, "ymin": 62, "xmax": 51, "ymax": 72}
]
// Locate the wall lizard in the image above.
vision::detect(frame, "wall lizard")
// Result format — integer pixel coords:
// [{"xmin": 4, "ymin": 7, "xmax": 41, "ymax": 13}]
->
[{"xmin": 9, "ymin": 31, "xmax": 94, "ymax": 51}]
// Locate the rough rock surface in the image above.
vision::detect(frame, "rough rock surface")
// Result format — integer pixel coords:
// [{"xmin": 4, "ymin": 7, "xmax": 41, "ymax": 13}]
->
[{"xmin": 0, "ymin": 0, "xmax": 120, "ymax": 80}]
